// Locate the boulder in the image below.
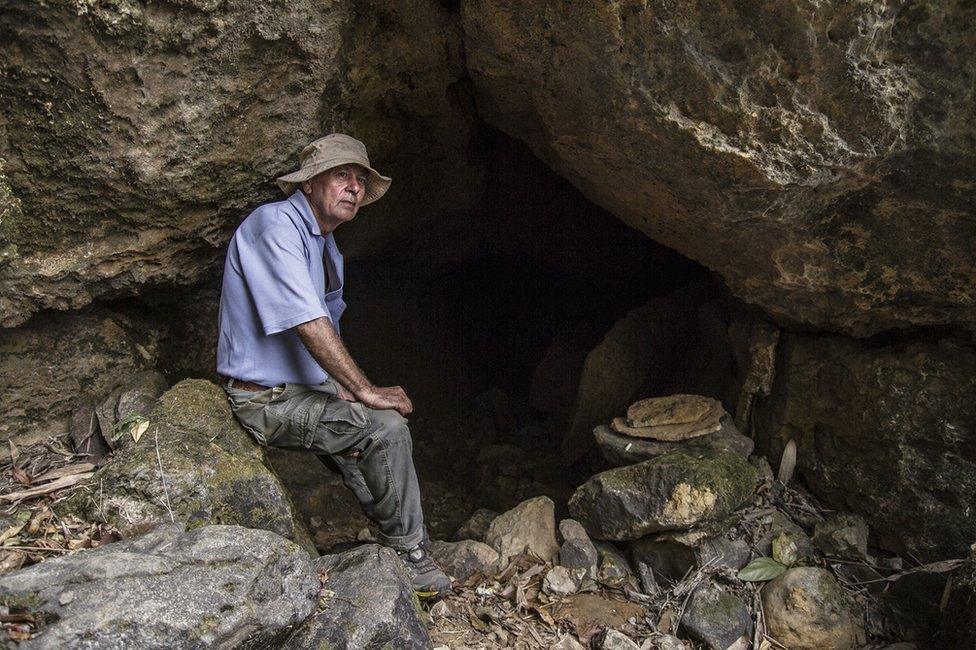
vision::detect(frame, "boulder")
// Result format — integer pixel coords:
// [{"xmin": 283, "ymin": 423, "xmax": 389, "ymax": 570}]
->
[
  {"xmin": 60, "ymin": 379, "xmax": 315, "ymax": 555},
  {"xmin": 569, "ymin": 449, "xmax": 758, "ymax": 540},
  {"xmin": 681, "ymin": 584, "xmax": 752, "ymax": 650},
  {"xmin": 0, "ymin": 0, "xmax": 483, "ymax": 327},
  {"xmin": 0, "ymin": 524, "xmax": 318, "ymax": 648},
  {"xmin": 761, "ymin": 567, "xmax": 864, "ymax": 650},
  {"xmin": 283, "ymin": 544, "xmax": 432, "ymax": 649},
  {"xmin": 484, "ymin": 496, "xmax": 559, "ymax": 562},
  {"xmin": 813, "ymin": 513, "xmax": 870, "ymax": 561},
  {"xmin": 0, "ymin": 310, "xmax": 159, "ymax": 450},
  {"xmin": 463, "ymin": 0, "xmax": 976, "ymax": 335},
  {"xmin": 631, "ymin": 528, "xmax": 751, "ymax": 585},
  {"xmin": 755, "ymin": 334, "xmax": 976, "ymax": 560},
  {"xmin": 429, "ymin": 539, "xmax": 499, "ymax": 582},
  {"xmin": 594, "ymin": 418, "xmax": 754, "ymax": 468}
]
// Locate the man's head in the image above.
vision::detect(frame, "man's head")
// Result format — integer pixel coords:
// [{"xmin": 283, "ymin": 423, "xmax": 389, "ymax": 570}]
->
[
  {"xmin": 301, "ymin": 163, "xmax": 369, "ymax": 232},
  {"xmin": 276, "ymin": 134, "xmax": 391, "ymax": 231}
]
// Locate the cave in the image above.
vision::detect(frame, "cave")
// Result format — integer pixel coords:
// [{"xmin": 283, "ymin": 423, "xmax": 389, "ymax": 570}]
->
[{"xmin": 2, "ymin": 1, "xmax": 975, "ymax": 646}]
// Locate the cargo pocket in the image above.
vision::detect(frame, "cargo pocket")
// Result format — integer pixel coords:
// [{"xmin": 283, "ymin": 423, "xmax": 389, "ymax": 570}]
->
[{"xmin": 319, "ymin": 397, "xmax": 369, "ymax": 437}]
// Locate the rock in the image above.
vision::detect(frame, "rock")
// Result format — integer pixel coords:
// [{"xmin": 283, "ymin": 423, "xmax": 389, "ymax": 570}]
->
[
  {"xmin": 650, "ymin": 635, "xmax": 687, "ymax": 650},
  {"xmin": 595, "ymin": 417, "xmax": 754, "ymax": 467},
  {"xmin": 553, "ymin": 634, "xmax": 588, "ymax": 650},
  {"xmin": 1, "ymin": 0, "xmax": 483, "ymax": 327},
  {"xmin": 595, "ymin": 541, "xmax": 634, "ymax": 589},
  {"xmin": 0, "ymin": 524, "xmax": 318, "ymax": 648},
  {"xmin": 543, "ymin": 566, "xmax": 584, "ymax": 597},
  {"xmin": 614, "ymin": 395, "xmax": 725, "ymax": 441},
  {"xmin": 69, "ymin": 404, "xmax": 110, "ymax": 466},
  {"xmin": 939, "ymin": 547, "xmax": 976, "ymax": 647},
  {"xmin": 681, "ymin": 584, "xmax": 752, "ymax": 650},
  {"xmin": 453, "ymin": 508, "xmax": 499, "ymax": 542},
  {"xmin": 463, "ymin": 0, "xmax": 976, "ymax": 335},
  {"xmin": 484, "ymin": 496, "xmax": 559, "ymax": 562},
  {"xmin": 569, "ymin": 449, "xmax": 758, "ymax": 540},
  {"xmin": 283, "ymin": 544, "xmax": 432, "ymax": 649},
  {"xmin": 429, "ymin": 539, "xmax": 499, "ymax": 582},
  {"xmin": 813, "ymin": 513, "xmax": 870, "ymax": 561},
  {"xmin": 60, "ymin": 379, "xmax": 315, "ymax": 555},
  {"xmin": 600, "ymin": 629, "xmax": 640, "ymax": 650},
  {"xmin": 0, "ymin": 310, "xmax": 160, "ymax": 450},
  {"xmin": 756, "ymin": 510, "xmax": 815, "ymax": 565},
  {"xmin": 755, "ymin": 334, "xmax": 976, "ymax": 561},
  {"xmin": 632, "ymin": 529, "xmax": 751, "ymax": 585},
  {"xmin": 762, "ymin": 567, "xmax": 864, "ymax": 650},
  {"xmin": 559, "ymin": 519, "xmax": 599, "ymax": 578}
]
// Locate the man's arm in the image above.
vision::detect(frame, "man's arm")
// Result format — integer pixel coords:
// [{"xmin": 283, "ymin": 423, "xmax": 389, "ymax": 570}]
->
[{"xmin": 295, "ymin": 317, "xmax": 413, "ymax": 415}]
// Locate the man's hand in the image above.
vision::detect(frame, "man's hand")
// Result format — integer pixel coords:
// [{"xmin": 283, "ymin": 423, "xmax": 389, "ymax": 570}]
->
[
  {"xmin": 355, "ymin": 385, "xmax": 413, "ymax": 416},
  {"xmin": 335, "ymin": 384, "xmax": 356, "ymax": 401}
]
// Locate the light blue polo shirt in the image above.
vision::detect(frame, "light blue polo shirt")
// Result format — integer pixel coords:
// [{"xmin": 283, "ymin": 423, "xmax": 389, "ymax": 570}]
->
[{"xmin": 216, "ymin": 191, "xmax": 346, "ymax": 387}]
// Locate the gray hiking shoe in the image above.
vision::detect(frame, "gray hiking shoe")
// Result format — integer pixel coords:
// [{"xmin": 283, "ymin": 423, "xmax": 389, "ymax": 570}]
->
[{"xmin": 398, "ymin": 545, "xmax": 452, "ymax": 599}]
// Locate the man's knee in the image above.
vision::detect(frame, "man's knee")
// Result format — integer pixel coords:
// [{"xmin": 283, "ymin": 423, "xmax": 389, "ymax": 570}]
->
[{"xmin": 367, "ymin": 408, "xmax": 411, "ymax": 446}]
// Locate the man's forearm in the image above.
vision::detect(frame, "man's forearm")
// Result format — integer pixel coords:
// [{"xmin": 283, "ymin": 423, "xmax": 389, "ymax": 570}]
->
[{"xmin": 295, "ymin": 317, "xmax": 372, "ymax": 394}]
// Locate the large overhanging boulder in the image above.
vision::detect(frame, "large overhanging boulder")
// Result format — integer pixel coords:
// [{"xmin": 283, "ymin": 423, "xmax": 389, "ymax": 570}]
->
[
  {"xmin": 461, "ymin": 1, "xmax": 976, "ymax": 335},
  {"xmin": 0, "ymin": 0, "xmax": 482, "ymax": 327}
]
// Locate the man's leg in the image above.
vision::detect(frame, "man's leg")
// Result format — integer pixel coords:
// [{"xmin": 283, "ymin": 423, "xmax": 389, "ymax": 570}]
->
[{"xmin": 225, "ymin": 384, "xmax": 448, "ymax": 595}]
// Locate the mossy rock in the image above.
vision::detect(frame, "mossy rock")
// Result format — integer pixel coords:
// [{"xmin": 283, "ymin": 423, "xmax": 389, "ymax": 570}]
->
[
  {"xmin": 59, "ymin": 379, "xmax": 315, "ymax": 555},
  {"xmin": 568, "ymin": 448, "xmax": 758, "ymax": 541}
]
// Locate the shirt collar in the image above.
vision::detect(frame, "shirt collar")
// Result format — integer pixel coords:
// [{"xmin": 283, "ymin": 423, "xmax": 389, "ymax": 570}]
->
[{"xmin": 286, "ymin": 190, "xmax": 322, "ymax": 237}]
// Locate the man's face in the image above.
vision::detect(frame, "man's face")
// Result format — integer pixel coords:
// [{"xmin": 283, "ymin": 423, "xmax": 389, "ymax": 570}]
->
[{"xmin": 302, "ymin": 163, "xmax": 369, "ymax": 232}]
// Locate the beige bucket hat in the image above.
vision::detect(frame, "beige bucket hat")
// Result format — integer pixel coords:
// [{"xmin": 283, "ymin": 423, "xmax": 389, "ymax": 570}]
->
[{"xmin": 275, "ymin": 133, "xmax": 391, "ymax": 205}]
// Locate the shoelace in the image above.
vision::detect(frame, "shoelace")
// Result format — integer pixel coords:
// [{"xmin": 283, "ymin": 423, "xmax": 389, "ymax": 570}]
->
[{"xmin": 402, "ymin": 547, "xmax": 438, "ymax": 573}]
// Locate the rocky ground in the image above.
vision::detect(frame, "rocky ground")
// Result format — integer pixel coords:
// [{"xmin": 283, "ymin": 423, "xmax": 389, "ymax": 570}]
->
[{"xmin": 0, "ymin": 378, "xmax": 966, "ymax": 648}]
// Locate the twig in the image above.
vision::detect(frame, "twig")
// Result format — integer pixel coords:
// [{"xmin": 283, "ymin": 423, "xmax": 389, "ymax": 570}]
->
[{"xmin": 154, "ymin": 431, "xmax": 175, "ymax": 523}]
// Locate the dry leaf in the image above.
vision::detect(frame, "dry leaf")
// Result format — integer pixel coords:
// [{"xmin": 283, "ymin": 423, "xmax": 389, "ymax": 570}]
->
[
  {"xmin": 11, "ymin": 466, "xmax": 31, "ymax": 486},
  {"xmin": 0, "ymin": 524, "xmax": 25, "ymax": 545}
]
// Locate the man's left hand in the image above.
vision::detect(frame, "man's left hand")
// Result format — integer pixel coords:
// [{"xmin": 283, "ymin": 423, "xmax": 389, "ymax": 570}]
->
[{"xmin": 336, "ymin": 384, "xmax": 356, "ymax": 401}]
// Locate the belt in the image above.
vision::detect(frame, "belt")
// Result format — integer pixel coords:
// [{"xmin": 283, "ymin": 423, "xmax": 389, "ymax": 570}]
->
[{"xmin": 225, "ymin": 377, "xmax": 271, "ymax": 392}]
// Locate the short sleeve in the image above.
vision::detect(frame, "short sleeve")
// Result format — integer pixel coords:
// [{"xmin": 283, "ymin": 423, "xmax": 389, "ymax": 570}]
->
[{"xmin": 238, "ymin": 223, "xmax": 329, "ymax": 335}]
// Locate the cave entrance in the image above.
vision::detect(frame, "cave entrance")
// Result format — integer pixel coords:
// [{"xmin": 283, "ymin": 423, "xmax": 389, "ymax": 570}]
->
[{"xmin": 268, "ymin": 129, "xmax": 721, "ymax": 547}]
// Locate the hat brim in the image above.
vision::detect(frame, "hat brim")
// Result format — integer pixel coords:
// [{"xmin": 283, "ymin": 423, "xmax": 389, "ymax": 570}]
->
[{"xmin": 275, "ymin": 158, "xmax": 391, "ymax": 206}]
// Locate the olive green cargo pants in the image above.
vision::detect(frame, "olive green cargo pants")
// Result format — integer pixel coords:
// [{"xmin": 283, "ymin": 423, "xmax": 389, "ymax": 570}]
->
[{"xmin": 224, "ymin": 381, "xmax": 425, "ymax": 551}]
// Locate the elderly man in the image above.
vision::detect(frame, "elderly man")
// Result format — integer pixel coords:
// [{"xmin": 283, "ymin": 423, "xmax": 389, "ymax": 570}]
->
[{"xmin": 216, "ymin": 133, "xmax": 451, "ymax": 598}]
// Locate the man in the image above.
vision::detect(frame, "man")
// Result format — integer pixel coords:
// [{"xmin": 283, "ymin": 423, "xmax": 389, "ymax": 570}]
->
[{"xmin": 216, "ymin": 133, "xmax": 451, "ymax": 598}]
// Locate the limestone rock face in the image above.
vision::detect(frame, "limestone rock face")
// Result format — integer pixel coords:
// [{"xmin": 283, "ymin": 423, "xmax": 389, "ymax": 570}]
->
[
  {"xmin": 462, "ymin": 0, "xmax": 976, "ymax": 335},
  {"xmin": 60, "ymin": 379, "xmax": 315, "ymax": 555},
  {"xmin": 0, "ymin": 524, "xmax": 319, "ymax": 649},
  {"xmin": 568, "ymin": 449, "xmax": 758, "ymax": 541},
  {"xmin": 0, "ymin": 0, "xmax": 481, "ymax": 326},
  {"xmin": 756, "ymin": 333, "xmax": 976, "ymax": 561},
  {"xmin": 284, "ymin": 544, "xmax": 432, "ymax": 650},
  {"xmin": 0, "ymin": 309, "xmax": 160, "ymax": 449}
]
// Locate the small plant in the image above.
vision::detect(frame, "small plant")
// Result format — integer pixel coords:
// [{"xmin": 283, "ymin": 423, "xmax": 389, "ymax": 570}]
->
[
  {"xmin": 112, "ymin": 413, "xmax": 150, "ymax": 444},
  {"xmin": 737, "ymin": 532, "xmax": 799, "ymax": 582}
]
